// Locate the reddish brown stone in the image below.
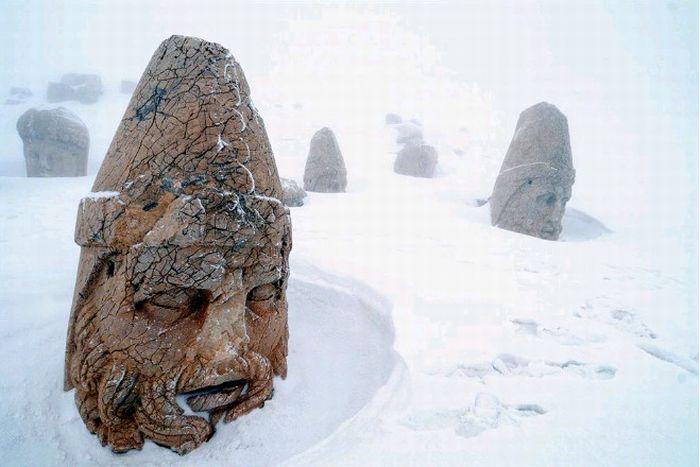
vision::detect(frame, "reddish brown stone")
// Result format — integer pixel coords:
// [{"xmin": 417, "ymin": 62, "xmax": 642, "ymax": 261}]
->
[{"xmin": 64, "ymin": 35, "xmax": 291, "ymax": 455}]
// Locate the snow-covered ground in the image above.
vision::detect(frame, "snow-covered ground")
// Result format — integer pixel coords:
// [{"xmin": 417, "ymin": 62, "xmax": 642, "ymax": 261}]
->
[{"xmin": 0, "ymin": 2, "xmax": 697, "ymax": 466}]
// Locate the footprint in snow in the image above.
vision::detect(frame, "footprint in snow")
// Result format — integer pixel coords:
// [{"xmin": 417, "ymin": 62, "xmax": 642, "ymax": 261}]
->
[
  {"xmin": 511, "ymin": 318, "xmax": 605, "ymax": 345},
  {"xmin": 402, "ymin": 394, "xmax": 546, "ymax": 439},
  {"xmin": 575, "ymin": 300, "xmax": 657, "ymax": 339},
  {"xmin": 446, "ymin": 353, "xmax": 616, "ymax": 381}
]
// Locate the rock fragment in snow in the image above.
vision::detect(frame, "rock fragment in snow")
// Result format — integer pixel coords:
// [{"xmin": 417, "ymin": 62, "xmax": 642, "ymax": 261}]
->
[
  {"xmin": 303, "ymin": 127, "xmax": 347, "ymax": 192},
  {"xmin": 47, "ymin": 73, "xmax": 103, "ymax": 104},
  {"xmin": 490, "ymin": 102, "xmax": 575, "ymax": 240},
  {"xmin": 393, "ymin": 143, "xmax": 438, "ymax": 178},
  {"xmin": 63, "ymin": 35, "xmax": 291, "ymax": 455},
  {"xmin": 281, "ymin": 177, "xmax": 307, "ymax": 207},
  {"xmin": 5, "ymin": 86, "xmax": 32, "ymax": 105},
  {"xmin": 16, "ymin": 107, "xmax": 89, "ymax": 177},
  {"xmin": 120, "ymin": 80, "xmax": 137, "ymax": 94}
]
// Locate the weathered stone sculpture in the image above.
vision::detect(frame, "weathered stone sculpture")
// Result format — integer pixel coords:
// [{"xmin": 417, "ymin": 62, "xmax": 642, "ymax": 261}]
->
[
  {"xmin": 281, "ymin": 177, "xmax": 307, "ymax": 207},
  {"xmin": 17, "ymin": 107, "xmax": 89, "ymax": 177},
  {"xmin": 64, "ymin": 35, "xmax": 292, "ymax": 455},
  {"xmin": 490, "ymin": 102, "xmax": 574, "ymax": 240},
  {"xmin": 385, "ymin": 113, "xmax": 402, "ymax": 125},
  {"xmin": 48, "ymin": 73, "xmax": 103, "ymax": 104},
  {"xmin": 5, "ymin": 86, "xmax": 32, "ymax": 105},
  {"xmin": 393, "ymin": 143, "xmax": 438, "ymax": 178},
  {"xmin": 303, "ymin": 127, "xmax": 347, "ymax": 192}
]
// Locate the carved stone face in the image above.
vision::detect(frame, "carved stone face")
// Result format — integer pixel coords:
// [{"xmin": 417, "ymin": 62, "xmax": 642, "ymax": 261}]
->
[
  {"xmin": 67, "ymin": 183, "xmax": 290, "ymax": 454},
  {"xmin": 64, "ymin": 35, "xmax": 290, "ymax": 455},
  {"xmin": 495, "ymin": 175, "xmax": 572, "ymax": 240}
]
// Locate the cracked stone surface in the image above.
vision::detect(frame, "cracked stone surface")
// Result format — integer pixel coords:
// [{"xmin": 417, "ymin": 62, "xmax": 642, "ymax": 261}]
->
[
  {"xmin": 303, "ymin": 127, "xmax": 347, "ymax": 192},
  {"xmin": 17, "ymin": 107, "xmax": 89, "ymax": 177},
  {"xmin": 280, "ymin": 177, "xmax": 306, "ymax": 207},
  {"xmin": 63, "ymin": 35, "xmax": 292, "ymax": 455},
  {"xmin": 47, "ymin": 73, "xmax": 103, "ymax": 104},
  {"xmin": 490, "ymin": 102, "xmax": 575, "ymax": 241},
  {"xmin": 393, "ymin": 143, "xmax": 438, "ymax": 178}
]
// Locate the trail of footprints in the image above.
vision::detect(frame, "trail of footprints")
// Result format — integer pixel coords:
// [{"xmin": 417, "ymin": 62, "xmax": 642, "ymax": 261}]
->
[
  {"xmin": 407, "ymin": 303, "xmax": 696, "ymax": 440},
  {"xmin": 409, "ymin": 342, "xmax": 615, "ymax": 437},
  {"xmin": 406, "ymin": 317, "xmax": 616, "ymax": 438}
]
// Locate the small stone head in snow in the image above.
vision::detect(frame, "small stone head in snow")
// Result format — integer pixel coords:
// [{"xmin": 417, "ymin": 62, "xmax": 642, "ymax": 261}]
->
[
  {"xmin": 490, "ymin": 102, "xmax": 574, "ymax": 240},
  {"xmin": 16, "ymin": 107, "xmax": 89, "ymax": 177},
  {"xmin": 303, "ymin": 127, "xmax": 347, "ymax": 192},
  {"xmin": 64, "ymin": 35, "xmax": 291, "ymax": 455}
]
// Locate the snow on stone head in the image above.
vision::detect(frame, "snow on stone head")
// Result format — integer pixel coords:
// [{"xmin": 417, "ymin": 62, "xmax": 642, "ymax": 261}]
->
[
  {"xmin": 393, "ymin": 143, "xmax": 438, "ymax": 178},
  {"xmin": 63, "ymin": 35, "xmax": 292, "ymax": 455},
  {"xmin": 490, "ymin": 102, "xmax": 575, "ymax": 241}
]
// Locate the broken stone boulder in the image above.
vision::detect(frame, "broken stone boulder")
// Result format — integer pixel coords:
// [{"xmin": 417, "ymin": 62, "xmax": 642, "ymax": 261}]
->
[
  {"xmin": 64, "ymin": 35, "xmax": 291, "ymax": 455},
  {"xmin": 47, "ymin": 73, "xmax": 103, "ymax": 104},
  {"xmin": 303, "ymin": 127, "xmax": 347, "ymax": 192},
  {"xmin": 16, "ymin": 107, "xmax": 89, "ymax": 177},
  {"xmin": 489, "ymin": 102, "xmax": 574, "ymax": 241},
  {"xmin": 281, "ymin": 177, "xmax": 307, "ymax": 207},
  {"xmin": 393, "ymin": 143, "xmax": 438, "ymax": 178},
  {"xmin": 5, "ymin": 86, "xmax": 32, "ymax": 105},
  {"xmin": 119, "ymin": 80, "xmax": 137, "ymax": 94}
]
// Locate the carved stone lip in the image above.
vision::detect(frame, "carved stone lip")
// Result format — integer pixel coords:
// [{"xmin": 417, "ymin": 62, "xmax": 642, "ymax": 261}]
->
[{"xmin": 181, "ymin": 379, "xmax": 246, "ymax": 412}]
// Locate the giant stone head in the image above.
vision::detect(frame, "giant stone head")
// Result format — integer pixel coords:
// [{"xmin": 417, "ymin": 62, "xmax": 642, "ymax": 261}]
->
[
  {"xmin": 64, "ymin": 35, "xmax": 291, "ymax": 455},
  {"xmin": 490, "ymin": 102, "xmax": 575, "ymax": 240}
]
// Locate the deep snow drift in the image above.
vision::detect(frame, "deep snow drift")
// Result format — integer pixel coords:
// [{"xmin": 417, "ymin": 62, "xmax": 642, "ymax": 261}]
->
[{"xmin": 0, "ymin": 2, "xmax": 697, "ymax": 466}]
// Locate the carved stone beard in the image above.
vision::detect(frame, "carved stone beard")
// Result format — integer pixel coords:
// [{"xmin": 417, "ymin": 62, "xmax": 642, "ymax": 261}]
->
[{"xmin": 65, "ymin": 184, "xmax": 291, "ymax": 454}]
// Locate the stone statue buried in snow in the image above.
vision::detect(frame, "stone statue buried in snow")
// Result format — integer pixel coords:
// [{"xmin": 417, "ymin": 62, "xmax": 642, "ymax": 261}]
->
[
  {"xmin": 303, "ymin": 127, "xmax": 347, "ymax": 192},
  {"xmin": 490, "ymin": 102, "xmax": 574, "ymax": 240},
  {"xmin": 393, "ymin": 143, "xmax": 438, "ymax": 178},
  {"xmin": 63, "ymin": 35, "xmax": 292, "ymax": 455},
  {"xmin": 17, "ymin": 107, "xmax": 89, "ymax": 177},
  {"xmin": 48, "ymin": 73, "xmax": 103, "ymax": 104}
]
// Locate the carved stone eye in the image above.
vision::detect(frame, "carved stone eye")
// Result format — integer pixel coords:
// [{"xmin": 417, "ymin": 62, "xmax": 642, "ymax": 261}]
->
[
  {"xmin": 134, "ymin": 289, "xmax": 211, "ymax": 325},
  {"xmin": 537, "ymin": 193, "xmax": 556, "ymax": 206}
]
